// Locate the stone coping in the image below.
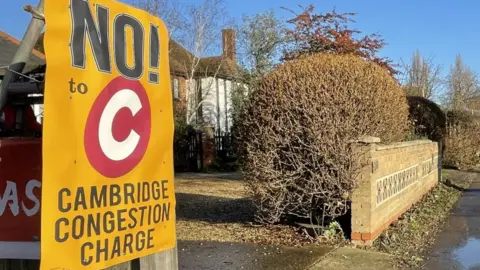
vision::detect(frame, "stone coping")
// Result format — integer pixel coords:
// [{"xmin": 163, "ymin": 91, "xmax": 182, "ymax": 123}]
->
[{"xmin": 375, "ymin": 140, "xmax": 434, "ymax": 151}]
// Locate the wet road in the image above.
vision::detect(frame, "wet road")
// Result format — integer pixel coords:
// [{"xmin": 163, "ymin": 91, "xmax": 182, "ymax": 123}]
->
[
  {"xmin": 177, "ymin": 240, "xmax": 332, "ymax": 270},
  {"xmin": 425, "ymin": 173, "xmax": 480, "ymax": 270}
]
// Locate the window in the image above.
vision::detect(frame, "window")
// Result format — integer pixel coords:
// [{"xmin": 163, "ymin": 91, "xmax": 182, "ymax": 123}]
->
[{"xmin": 173, "ymin": 78, "xmax": 179, "ymax": 99}]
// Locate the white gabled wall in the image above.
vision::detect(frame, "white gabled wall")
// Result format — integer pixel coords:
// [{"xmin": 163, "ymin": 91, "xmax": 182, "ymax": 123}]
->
[
  {"xmin": 200, "ymin": 77, "xmax": 217, "ymax": 127},
  {"xmin": 225, "ymin": 80, "xmax": 232, "ymax": 132},
  {"xmin": 185, "ymin": 76, "xmax": 234, "ymax": 132},
  {"xmin": 218, "ymin": 78, "xmax": 226, "ymax": 131}
]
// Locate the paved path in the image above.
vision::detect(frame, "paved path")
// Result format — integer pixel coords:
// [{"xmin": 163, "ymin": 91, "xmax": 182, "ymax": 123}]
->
[
  {"xmin": 177, "ymin": 241, "xmax": 396, "ymax": 270},
  {"xmin": 310, "ymin": 247, "xmax": 394, "ymax": 270},
  {"xmin": 424, "ymin": 173, "xmax": 480, "ymax": 270},
  {"xmin": 177, "ymin": 240, "xmax": 332, "ymax": 270}
]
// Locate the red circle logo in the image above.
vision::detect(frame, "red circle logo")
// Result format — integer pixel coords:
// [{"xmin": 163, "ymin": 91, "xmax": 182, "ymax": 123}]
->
[{"xmin": 84, "ymin": 76, "xmax": 151, "ymax": 178}]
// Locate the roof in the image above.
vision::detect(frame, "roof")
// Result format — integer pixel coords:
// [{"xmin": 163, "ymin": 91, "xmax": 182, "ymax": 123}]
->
[
  {"xmin": 1, "ymin": 31, "xmax": 237, "ymax": 79},
  {"xmin": 197, "ymin": 56, "xmax": 237, "ymax": 78},
  {"xmin": 0, "ymin": 30, "xmax": 45, "ymax": 76},
  {"xmin": 168, "ymin": 40, "xmax": 238, "ymax": 79}
]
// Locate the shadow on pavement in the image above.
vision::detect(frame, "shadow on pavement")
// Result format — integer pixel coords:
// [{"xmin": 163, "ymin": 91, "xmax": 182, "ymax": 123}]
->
[
  {"xmin": 176, "ymin": 193, "xmax": 254, "ymax": 224},
  {"xmin": 175, "ymin": 172, "xmax": 244, "ymax": 181}
]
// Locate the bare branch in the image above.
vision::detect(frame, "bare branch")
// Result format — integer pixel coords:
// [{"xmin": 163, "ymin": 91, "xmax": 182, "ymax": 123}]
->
[
  {"xmin": 400, "ymin": 50, "xmax": 443, "ymax": 100},
  {"xmin": 443, "ymin": 54, "xmax": 480, "ymax": 110}
]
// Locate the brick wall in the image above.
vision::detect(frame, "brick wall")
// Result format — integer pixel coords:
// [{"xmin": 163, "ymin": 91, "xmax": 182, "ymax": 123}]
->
[{"xmin": 351, "ymin": 140, "xmax": 440, "ymax": 245}]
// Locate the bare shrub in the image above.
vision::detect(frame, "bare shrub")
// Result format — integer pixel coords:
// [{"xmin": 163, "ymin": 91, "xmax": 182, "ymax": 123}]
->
[
  {"xmin": 444, "ymin": 110, "xmax": 480, "ymax": 169},
  {"xmin": 237, "ymin": 53, "xmax": 409, "ymax": 224}
]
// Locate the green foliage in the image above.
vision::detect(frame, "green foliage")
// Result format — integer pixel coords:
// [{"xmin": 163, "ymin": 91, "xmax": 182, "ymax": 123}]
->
[
  {"xmin": 406, "ymin": 96, "xmax": 446, "ymax": 144},
  {"xmin": 174, "ymin": 106, "xmax": 195, "ymax": 146},
  {"xmin": 237, "ymin": 53, "xmax": 409, "ymax": 224},
  {"xmin": 323, "ymin": 221, "xmax": 344, "ymax": 239}
]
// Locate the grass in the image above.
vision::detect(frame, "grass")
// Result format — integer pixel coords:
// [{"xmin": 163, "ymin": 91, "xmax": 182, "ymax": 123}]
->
[{"xmin": 368, "ymin": 169, "xmax": 475, "ymax": 268}]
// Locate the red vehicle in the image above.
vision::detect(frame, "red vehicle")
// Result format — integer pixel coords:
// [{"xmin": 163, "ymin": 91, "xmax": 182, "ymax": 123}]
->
[{"xmin": 0, "ymin": 0, "xmax": 45, "ymax": 260}]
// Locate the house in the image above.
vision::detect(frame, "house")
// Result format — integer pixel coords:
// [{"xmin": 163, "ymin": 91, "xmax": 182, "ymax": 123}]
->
[
  {"xmin": 0, "ymin": 28, "xmax": 239, "ymax": 132},
  {"xmin": 169, "ymin": 29, "xmax": 239, "ymax": 132}
]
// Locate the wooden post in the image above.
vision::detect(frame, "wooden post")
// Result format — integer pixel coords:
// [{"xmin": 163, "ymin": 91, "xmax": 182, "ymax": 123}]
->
[{"xmin": 106, "ymin": 245, "xmax": 178, "ymax": 270}]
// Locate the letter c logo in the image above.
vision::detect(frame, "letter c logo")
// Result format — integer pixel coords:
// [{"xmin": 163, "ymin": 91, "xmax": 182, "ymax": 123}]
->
[{"xmin": 84, "ymin": 77, "xmax": 151, "ymax": 178}]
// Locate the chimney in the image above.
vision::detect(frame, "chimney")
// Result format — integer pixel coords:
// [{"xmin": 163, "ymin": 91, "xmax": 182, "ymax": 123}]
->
[{"xmin": 222, "ymin": 29, "xmax": 236, "ymax": 62}]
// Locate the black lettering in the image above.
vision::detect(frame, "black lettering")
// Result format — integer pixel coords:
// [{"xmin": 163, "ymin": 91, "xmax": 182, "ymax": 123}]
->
[
  {"xmin": 124, "ymin": 183, "xmax": 135, "ymax": 204},
  {"xmin": 70, "ymin": 0, "xmax": 110, "ymax": 72},
  {"xmin": 74, "ymin": 187, "xmax": 87, "ymax": 211},
  {"xmin": 162, "ymin": 202, "xmax": 170, "ymax": 221},
  {"xmin": 147, "ymin": 205, "xmax": 152, "ymax": 226},
  {"xmin": 135, "ymin": 231, "xmax": 146, "ymax": 251},
  {"xmin": 152, "ymin": 181, "xmax": 160, "ymax": 200},
  {"xmin": 114, "ymin": 14, "xmax": 144, "ymax": 79},
  {"xmin": 161, "ymin": 180, "xmax": 169, "ymax": 199},
  {"xmin": 142, "ymin": 182, "xmax": 150, "ymax": 201},
  {"xmin": 146, "ymin": 228, "xmax": 154, "ymax": 249},
  {"xmin": 111, "ymin": 236, "xmax": 121, "ymax": 259},
  {"xmin": 58, "ymin": 188, "xmax": 71, "ymax": 212},
  {"xmin": 117, "ymin": 209, "xmax": 127, "ymax": 232},
  {"xmin": 104, "ymin": 211, "xmax": 115, "ymax": 233},
  {"xmin": 55, "ymin": 218, "xmax": 69, "ymax": 243},
  {"xmin": 77, "ymin": 82, "xmax": 88, "ymax": 94},
  {"xmin": 72, "ymin": 215, "xmax": 85, "ymax": 239},
  {"xmin": 91, "ymin": 186, "xmax": 107, "ymax": 208},
  {"xmin": 153, "ymin": 204, "xmax": 161, "ymax": 223},
  {"xmin": 124, "ymin": 233, "xmax": 134, "ymax": 254},
  {"xmin": 138, "ymin": 206, "xmax": 147, "ymax": 226},
  {"xmin": 136, "ymin": 182, "xmax": 141, "ymax": 203},
  {"xmin": 81, "ymin": 242, "xmax": 94, "ymax": 266},
  {"xmin": 110, "ymin": 184, "xmax": 121, "ymax": 206},
  {"xmin": 87, "ymin": 213, "xmax": 100, "ymax": 237},
  {"xmin": 128, "ymin": 208, "xmax": 138, "ymax": 229},
  {"xmin": 148, "ymin": 24, "xmax": 159, "ymax": 84},
  {"xmin": 96, "ymin": 239, "xmax": 109, "ymax": 263},
  {"xmin": 69, "ymin": 78, "xmax": 76, "ymax": 93}
]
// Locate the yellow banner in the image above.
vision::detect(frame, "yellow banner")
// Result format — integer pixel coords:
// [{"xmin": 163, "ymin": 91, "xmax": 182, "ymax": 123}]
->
[{"xmin": 41, "ymin": 0, "xmax": 175, "ymax": 269}]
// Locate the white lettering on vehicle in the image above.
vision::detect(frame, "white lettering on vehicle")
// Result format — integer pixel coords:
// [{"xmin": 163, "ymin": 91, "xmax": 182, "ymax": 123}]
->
[{"xmin": 0, "ymin": 179, "xmax": 41, "ymax": 217}]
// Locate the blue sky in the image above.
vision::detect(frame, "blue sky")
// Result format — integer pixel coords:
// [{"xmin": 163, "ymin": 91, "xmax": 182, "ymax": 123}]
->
[{"xmin": 2, "ymin": 0, "xmax": 479, "ymax": 77}]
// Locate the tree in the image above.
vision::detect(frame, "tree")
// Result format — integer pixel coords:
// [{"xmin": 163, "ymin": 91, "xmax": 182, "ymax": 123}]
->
[
  {"xmin": 401, "ymin": 50, "xmax": 442, "ymax": 100},
  {"xmin": 131, "ymin": 0, "xmax": 235, "ymax": 128},
  {"xmin": 126, "ymin": 0, "xmax": 184, "ymax": 39},
  {"xmin": 237, "ymin": 10, "xmax": 285, "ymax": 86},
  {"xmin": 444, "ymin": 54, "xmax": 480, "ymax": 111},
  {"xmin": 179, "ymin": 0, "xmax": 234, "ymax": 127},
  {"xmin": 282, "ymin": 5, "xmax": 397, "ymax": 75},
  {"xmin": 230, "ymin": 11, "xmax": 285, "ymax": 129}
]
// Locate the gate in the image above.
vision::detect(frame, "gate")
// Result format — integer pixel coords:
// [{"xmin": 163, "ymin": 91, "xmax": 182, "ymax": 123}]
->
[{"xmin": 174, "ymin": 131, "xmax": 203, "ymax": 172}]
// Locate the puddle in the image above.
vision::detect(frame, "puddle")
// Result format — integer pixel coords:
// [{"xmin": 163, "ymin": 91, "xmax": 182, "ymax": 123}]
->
[{"xmin": 453, "ymin": 238, "xmax": 480, "ymax": 269}]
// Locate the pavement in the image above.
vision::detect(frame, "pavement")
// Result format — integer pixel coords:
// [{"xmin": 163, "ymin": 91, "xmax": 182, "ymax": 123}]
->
[
  {"xmin": 424, "ymin": 172, "xmax": 480, "ymax": 270},
  {"xmin": 310, "ymin": 247, "xmax": 395, "ymax": 270},
  {"xmin": 178, "ymin": 241, "xmax": 395, "ymax": 270},
  {"xmin": 178, "ymin": 240, "xmax": 332, "ymax": 270}
]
